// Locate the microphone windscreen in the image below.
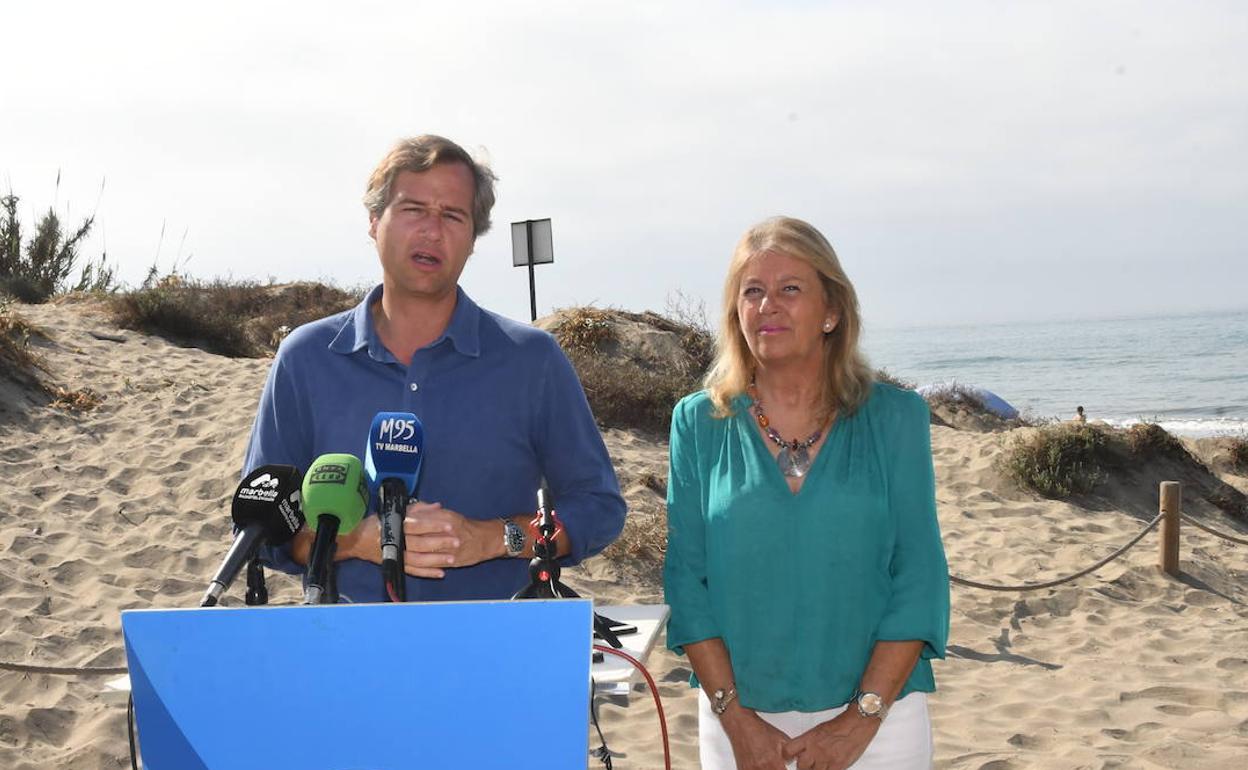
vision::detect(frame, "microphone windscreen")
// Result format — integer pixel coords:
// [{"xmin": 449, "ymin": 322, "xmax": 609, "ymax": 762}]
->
[
  {"xmin": 231, "ymin": 465, "xmax": 305, "ymax": 545},
  {"xmin": 302, "ymin": 454, "xmax": 368, "ymax": 534},
  {"xmin": 364, "ymin": 412, "xmax": 424, "ymax": 496}
]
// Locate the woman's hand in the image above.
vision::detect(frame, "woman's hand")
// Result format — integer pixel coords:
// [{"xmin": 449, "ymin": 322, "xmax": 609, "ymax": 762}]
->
[
  {"xmin": 782, "ymin": 710, "xmax": 880, "ymax": 770},
  {"xmin": 721, "ymin": 705, "xmax": 792, "ymax": 770}
]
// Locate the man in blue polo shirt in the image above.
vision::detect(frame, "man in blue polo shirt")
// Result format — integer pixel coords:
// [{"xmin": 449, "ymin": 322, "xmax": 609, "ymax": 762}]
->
[{"xmin": 243, "ymin": 134, "xmax": 626, "ymax": 602}]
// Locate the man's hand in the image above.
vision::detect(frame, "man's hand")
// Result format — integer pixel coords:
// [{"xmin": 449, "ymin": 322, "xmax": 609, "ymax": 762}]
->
[
  {"xmin": 334, "ymin": 515, "xmax": 381, "ymax": 564},
  {"xmin": 721, "ymin": 705, "xmax": 792, "ymax": 770},
  {"xmin": 782, "ymin": 709, "xmax": 880, "ymax": 770},
  {"xmin": 402, "ymin": 502, "xmax": 501, "ymax": 578},
  {"xmin": 289, "ymin": 515, "xmax": 382, "ymax": 566}
]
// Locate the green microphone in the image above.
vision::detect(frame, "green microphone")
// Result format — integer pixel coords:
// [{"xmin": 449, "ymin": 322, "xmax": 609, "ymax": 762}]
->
[{"xmin": 301, "ymin": 453, "xmax": 368, "ymax": 604}]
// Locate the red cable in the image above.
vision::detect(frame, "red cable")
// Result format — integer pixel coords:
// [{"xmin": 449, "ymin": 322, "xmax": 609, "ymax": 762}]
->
[{"xmin": 593, "ymin": 644, "xmax": 671, "ymax": 770}]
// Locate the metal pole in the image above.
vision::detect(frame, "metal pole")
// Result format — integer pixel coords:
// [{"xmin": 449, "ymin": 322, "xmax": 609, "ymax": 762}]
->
[
  {"xmin": 1159, "ymin": 481, "xmax": 1181, "ymax": 576},
  {"xmin": 526, "ymin": 220, "xmax": 537, "ymax": 322}
]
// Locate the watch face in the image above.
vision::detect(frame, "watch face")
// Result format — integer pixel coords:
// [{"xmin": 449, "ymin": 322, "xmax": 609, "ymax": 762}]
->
[{"xmin": 859, "ymin": 692, "xmax": 883, "ymax": 715}]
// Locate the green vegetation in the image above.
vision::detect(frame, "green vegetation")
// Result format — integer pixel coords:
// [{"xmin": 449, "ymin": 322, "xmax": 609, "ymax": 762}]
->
[
  {"xmin": 1000, "ymin": 423, "xmax": 1111, "ymax": 498},
  {"xmin": 1, "ymin": 182, "xmax": 117, "ymax": 303}
]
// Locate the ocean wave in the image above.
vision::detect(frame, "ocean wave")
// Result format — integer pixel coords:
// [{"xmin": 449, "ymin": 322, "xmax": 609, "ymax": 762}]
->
[
  {"xmin": 1100, "ymin": 417, "xmax": 1248, "ymax": 439},
  {"xmin": 915, "ymin": 355, "xmax": 1027, "ymax": 368}
]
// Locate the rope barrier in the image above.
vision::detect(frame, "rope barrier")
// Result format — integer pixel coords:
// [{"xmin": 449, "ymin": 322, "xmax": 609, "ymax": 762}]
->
[
  {"xmin": 0, "ymin": 660, "xmax": 128, "ymax": 675},
  {"xmin": 1179, "ymin": 512, "xmax": 1248, "ymax": 546},
  {"xmin": 949, "ymin": 512, "xmax": 1163, "ymax": 591}
]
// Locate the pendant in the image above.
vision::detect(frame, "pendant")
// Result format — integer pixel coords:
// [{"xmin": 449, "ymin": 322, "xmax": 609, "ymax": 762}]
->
[{"xmin": 777, "ymin": 445, "xmax": 811, "ymax": 478}]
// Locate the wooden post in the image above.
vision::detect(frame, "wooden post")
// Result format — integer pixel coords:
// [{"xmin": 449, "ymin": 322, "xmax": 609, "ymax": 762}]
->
[{"xmin": 1159, "ymin": 481, "xmax": 1181, "ymax": 576}]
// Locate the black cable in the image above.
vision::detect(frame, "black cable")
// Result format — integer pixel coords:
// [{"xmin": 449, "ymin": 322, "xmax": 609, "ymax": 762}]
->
[
  {"xmin": 589, "ymin": 677, "xmax": 613, "ymax": 770},
  {"xmin": 127, "ymin": 692, "xmax": 139, "ymax": 770}
]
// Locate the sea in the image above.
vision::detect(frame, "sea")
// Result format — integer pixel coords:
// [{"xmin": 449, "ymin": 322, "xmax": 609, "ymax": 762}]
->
[{"xmin": 861, "ymin": 308, "xmax": 1248, "ymax": 438}]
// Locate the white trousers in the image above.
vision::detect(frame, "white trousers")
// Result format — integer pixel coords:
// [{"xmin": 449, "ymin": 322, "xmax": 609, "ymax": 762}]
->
[{"xmin": 698, "ymin": 691, "xmax": 933, "ymax": 770}]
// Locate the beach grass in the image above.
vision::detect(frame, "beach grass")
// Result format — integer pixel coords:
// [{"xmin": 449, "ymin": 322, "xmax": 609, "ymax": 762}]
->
[
  {"xmin": 108, "ymin": 276, "xmax": 361, "ymax": 357},
  {"xmin": 549, "ymin": 305, "xmax": 713, "ymax": 435},
  {"xmin": 0, "ymin": 299, "xmax": 48, "ymax": 386},
  {"xmin": 1000, "ymin": 422, "xmax": 1111, "ymax": 498}
]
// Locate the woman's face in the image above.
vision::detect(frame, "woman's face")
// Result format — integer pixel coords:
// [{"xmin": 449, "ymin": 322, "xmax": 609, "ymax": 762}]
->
[{"xmin": 736, "ymin": 250, "xmax": 837, "ymax": 370}]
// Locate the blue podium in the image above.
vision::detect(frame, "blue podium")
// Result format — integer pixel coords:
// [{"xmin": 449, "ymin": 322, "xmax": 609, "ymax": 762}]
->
[{"xmin": 121, "ymin": 599, "xmax": 593, "ymax": 769}]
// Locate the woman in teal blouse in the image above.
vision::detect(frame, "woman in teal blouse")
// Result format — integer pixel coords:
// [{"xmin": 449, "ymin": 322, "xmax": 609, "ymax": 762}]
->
[{"xmin": 664, "ymin": 216, "xmax": 949, "ymax": 770}]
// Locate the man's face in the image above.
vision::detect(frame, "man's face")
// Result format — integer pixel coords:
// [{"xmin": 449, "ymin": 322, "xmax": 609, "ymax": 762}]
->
[{"xmin": 369, "ymin": 163, "xmax": 476, "ymax": 303}]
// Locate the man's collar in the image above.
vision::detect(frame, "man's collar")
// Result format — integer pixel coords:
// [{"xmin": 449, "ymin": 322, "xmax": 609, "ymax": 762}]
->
[{"xmin": 329, "ymin": 284, "xmax": 481, "ymax": 360}]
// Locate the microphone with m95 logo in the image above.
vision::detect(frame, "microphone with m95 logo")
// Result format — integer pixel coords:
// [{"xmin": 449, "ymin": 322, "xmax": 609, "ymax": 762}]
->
[
  {"xmin": 365, "ymin": 412, "xmax": 424, "ymax": 602},
  {"xmin": 200, "ymin": 465, "xmax": 304, "ymax": 608},
  {"xmin": 302, "ymin": 453, "xmax": 368, "ymax": 605}
]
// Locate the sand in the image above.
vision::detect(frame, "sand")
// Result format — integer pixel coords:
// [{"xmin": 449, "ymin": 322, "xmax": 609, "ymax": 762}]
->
[{"xmin": 2, "ymin": 299, "xmax": 1247, "ymax": 769}]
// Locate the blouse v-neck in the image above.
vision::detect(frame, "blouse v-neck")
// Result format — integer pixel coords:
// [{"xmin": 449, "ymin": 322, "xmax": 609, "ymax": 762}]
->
[{"xmin": 739, "ymin": 395, "xmax": 839, "ymax": 497}]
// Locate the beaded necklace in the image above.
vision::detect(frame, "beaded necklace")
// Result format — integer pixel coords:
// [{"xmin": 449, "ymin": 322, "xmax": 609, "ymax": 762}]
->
[{"xmin": 747, "ymin": 381, "xmax": 833, "ymax": 478}]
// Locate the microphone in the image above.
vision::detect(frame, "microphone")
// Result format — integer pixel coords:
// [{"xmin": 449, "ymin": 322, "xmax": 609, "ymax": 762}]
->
[
  {"xmin": 302, "ymin": 453, "xmax": 368, "ymax": 604},
  {"xmin": 365, "ymin": 412, "xmax": 425, "ymax": 602},
  {"xmin": 200, "ymin": 465, "xmax": 304, "ymax": 607}
]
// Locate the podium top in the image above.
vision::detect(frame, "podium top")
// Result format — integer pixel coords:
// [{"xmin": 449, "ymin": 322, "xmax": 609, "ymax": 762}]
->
[{"xmin": 123, "ymin": 599, "xmax": 592, "ymax": 770}]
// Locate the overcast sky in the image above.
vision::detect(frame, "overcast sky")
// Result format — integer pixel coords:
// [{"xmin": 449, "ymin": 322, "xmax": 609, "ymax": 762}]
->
[{"xmin": 3, "ymin": 1, "xmax": 1245, "ymax": 329}]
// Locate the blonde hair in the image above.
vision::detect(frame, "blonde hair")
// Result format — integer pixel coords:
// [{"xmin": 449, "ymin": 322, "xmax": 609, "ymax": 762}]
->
[
  {"xmin": 363, "ymin": 135, "xmax": 498, "ymax": 238},
  {"xmin": 704, "ymin": 216, "xmax": 874, "ymax": 418}
]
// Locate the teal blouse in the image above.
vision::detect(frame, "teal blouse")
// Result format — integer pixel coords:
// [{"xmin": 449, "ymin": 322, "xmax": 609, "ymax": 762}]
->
[{"xmin": 663, "ymin": 382, "xmax": 950, "ymax": 713}]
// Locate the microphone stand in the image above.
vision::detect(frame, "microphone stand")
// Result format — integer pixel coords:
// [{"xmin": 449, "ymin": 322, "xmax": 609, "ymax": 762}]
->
[
  {"xmin": 379, "ymin": 482, "xmax": 407, "ymax": 602},
  {"xmin": 244, "ymin": 555, "xmax": 268, "ymax": 606},
  {"xmin": 512, "ymin": 490, "xmax": 623, "ymax": 651}
]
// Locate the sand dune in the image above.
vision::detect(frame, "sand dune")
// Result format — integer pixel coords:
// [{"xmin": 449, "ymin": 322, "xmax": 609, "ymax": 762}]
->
[{"xmin": 2, "ymin": 300, "xmax": 1246, "ymax": 768}]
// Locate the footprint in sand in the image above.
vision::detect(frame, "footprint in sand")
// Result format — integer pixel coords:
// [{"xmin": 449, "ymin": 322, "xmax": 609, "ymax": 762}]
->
[{"xmin": 23, "ymin": 707, "xmax": 77, "ymax": 747}]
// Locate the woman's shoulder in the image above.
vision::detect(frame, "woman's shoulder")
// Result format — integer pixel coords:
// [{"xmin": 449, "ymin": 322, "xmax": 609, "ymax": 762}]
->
[
  {"xmin": 859, "ymin": 380, "xmax": 930, "ymax": 425},
  {"xmin": 671, "ymin": 390, "xmax": 743, "ymax": 435},
  {"xmin": 672, "ymin": 390, "xmax": 715, "ymax": 426}
]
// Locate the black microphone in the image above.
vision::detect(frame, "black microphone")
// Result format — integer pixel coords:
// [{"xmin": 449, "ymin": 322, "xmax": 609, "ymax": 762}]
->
[
  {"xmin": 302, "ymin": 453, "xmax": 369, "ymax": 605},
  {"xmin": 201, "ymin": 465, "xmax": 304, "ymax": 607}
]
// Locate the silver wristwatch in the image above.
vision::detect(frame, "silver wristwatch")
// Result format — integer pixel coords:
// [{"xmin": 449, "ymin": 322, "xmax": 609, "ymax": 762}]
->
[
  {"xmin": 502, "ymin": 519, "xmax": 525, "ymax": 557},
  {"xmin": 854, "ymin": 690, "xmax": 889, "ymax": 720}
]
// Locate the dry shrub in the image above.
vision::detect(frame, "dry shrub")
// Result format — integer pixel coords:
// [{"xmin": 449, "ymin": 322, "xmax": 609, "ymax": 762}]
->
[
  {"xmin": 109, "ymin": 278, "xmax": 362, "ymax": 357},
  {"xmin": 1229, "ymin": 438, "xmax": 1248, "ymax": 473},
  {"xmin": 1000, "ymin": 423, "xmax": 1112, "ymax": 498},
  {"xmin": 924, "ymin": 382, "xmax": 988, "ymax": 413},
  {"xmin": 570, "ymin": 353, "xmax": 702, "ymax": 435},
  {"xmin": 49, "ymin": 386, "xmax": 105, "ymax": 412},
  {"xmin": 598, "ymin": 469, "xmax": 670, "ymax": 584},
  {"xmin": 1124, "ymin": 422, "xmax": 1185, "ymax": 459},
  {"xmin": 0, "ymin": 300, "xmax": 48, "ymax": 386},
  {"xmin": 607, "ymin": 511, "xmax": 668, "ymax": 564},
  {"xmin": 874, "ymin": 369, "xmax": 915, "ymax": 390},
  {"xmin": 552, "ymin": 307, "xmax": 617, "ymax": 352},
  {"xmin": 552, "ymin": 305, "xmax": 712, "ymax": 435}
]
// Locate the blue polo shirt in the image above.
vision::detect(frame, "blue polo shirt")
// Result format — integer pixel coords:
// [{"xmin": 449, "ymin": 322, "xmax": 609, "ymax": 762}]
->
[{"xmin": 243, "ymin": 284, "xmax": 626, "ymax": 602}]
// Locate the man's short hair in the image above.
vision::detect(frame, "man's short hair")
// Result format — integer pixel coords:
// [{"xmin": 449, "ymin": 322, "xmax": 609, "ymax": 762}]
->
[{"xmin": 363, "ymin": 135, "xmax": 498, "ymax": 239}]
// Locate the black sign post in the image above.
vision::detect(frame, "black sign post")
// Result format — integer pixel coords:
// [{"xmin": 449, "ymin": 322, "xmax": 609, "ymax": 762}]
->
[{"xmin": 511, "ymin": 218, "xmax": 554, "ymax": 322}]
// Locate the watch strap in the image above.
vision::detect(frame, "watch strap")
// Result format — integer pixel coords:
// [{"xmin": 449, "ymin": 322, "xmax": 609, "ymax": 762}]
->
[
  {"xmin": 711, "ymin": 685, "xmax": 738, "ymax": 715},
  {"xmin": 502, "ymin": 518, "xmax": 525, "ymax": 557}
]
